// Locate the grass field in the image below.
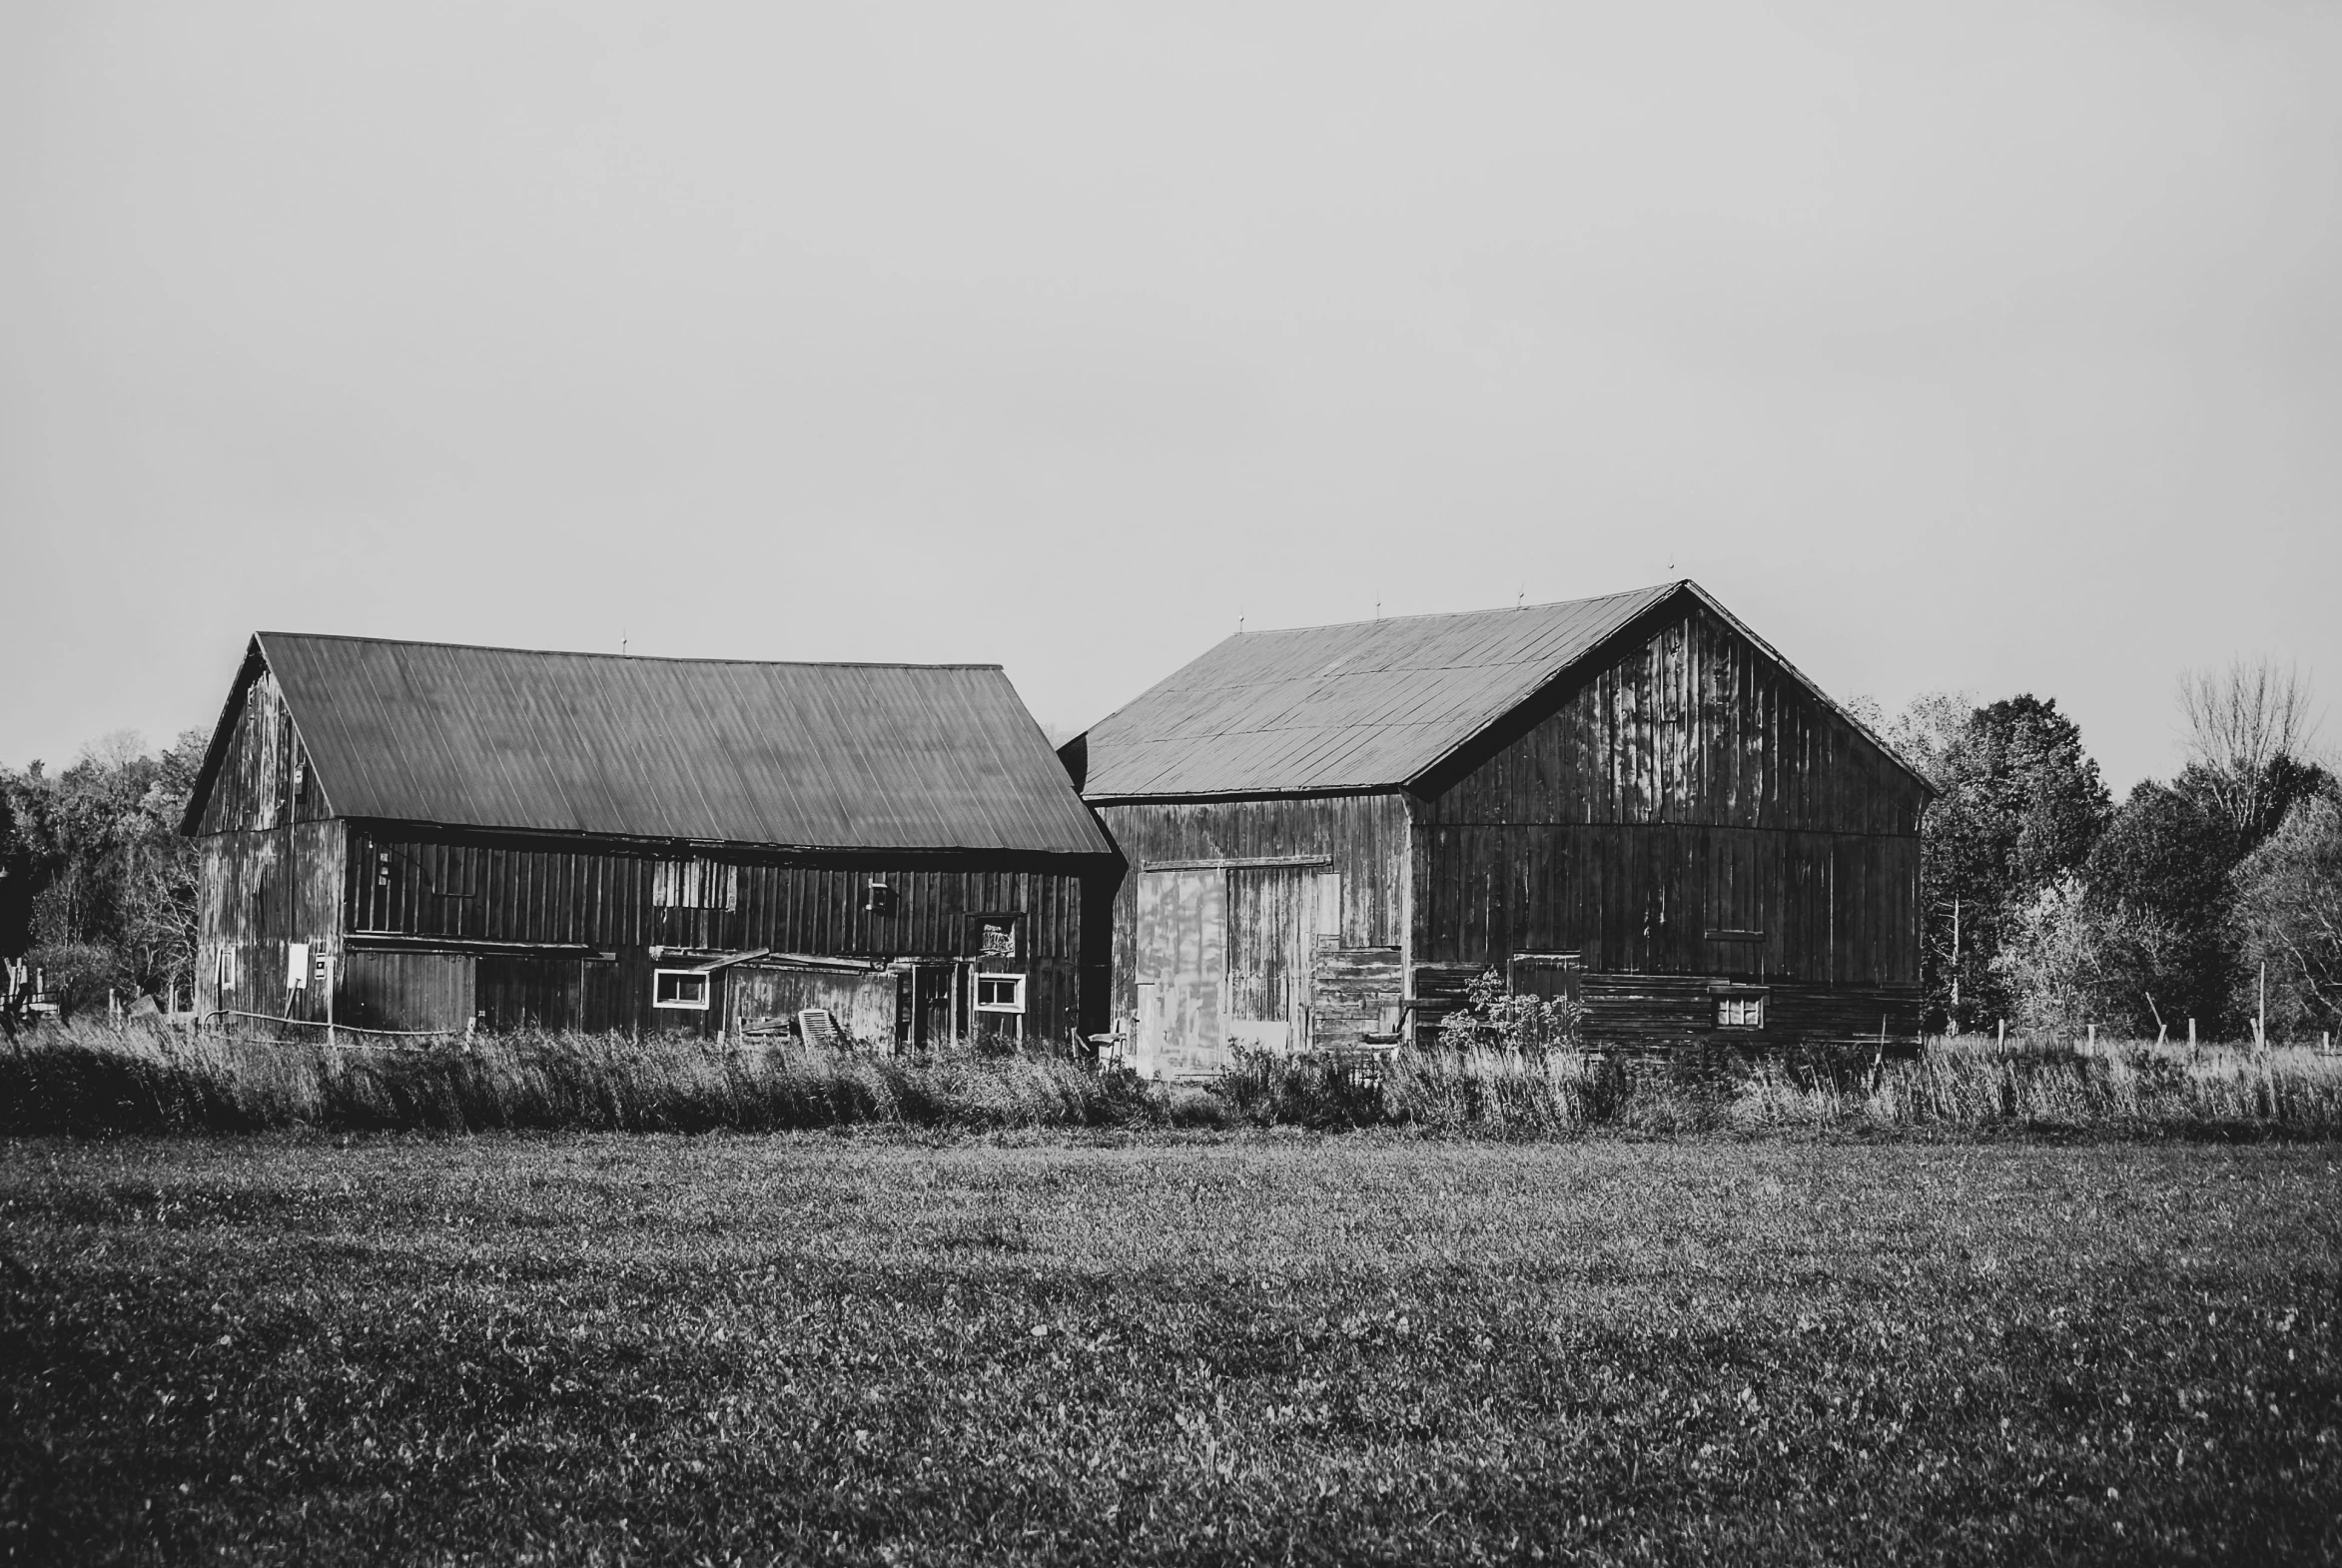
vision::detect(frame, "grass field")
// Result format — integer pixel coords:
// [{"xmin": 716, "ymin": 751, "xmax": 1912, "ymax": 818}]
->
[{"xmin": 4, "ymin": 1133, "xmax": 2339, "ymax": 1565}]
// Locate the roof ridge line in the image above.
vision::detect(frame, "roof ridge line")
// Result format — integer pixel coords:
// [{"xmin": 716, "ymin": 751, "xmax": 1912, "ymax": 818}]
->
[
  {"xmin": 253, "ymin": 631, "xmax": 1004, "ymax": 670},
  {"xmin": 1231, "ymin": 580, "xmax": 1684, "ymax": 637}
]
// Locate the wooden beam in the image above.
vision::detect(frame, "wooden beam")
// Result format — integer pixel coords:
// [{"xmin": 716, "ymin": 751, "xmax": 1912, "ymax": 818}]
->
[{"xmin": 1139, "ymin": 855, "xmax": 1334, "ymax": 872}]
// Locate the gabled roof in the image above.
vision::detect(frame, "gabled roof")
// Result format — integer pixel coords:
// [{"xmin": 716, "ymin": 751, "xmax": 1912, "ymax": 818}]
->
[
  {"xmin": 1070, "ymin": 579, "xmax": 1930, "ymax": 800},
  {"xmin": 184, "ymin": 633, "xmax": 1115, "ymax": 855}
]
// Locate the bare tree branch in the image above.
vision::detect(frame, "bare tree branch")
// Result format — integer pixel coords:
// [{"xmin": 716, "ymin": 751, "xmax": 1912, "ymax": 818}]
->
[{"xmin": 2177, "ymin": 658, "xmax": 2323, "ymax": 836}]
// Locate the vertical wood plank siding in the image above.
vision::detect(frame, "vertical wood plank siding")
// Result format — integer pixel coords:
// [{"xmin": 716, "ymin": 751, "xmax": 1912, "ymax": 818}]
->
[
  {"xmin": 195, "ymin": 669, "xmax": 334, "ymax": 834},
  {"xmin": 1090, "ymin": 794, "xmax": 1410, "ymax": 1021},
  {"xmin": 193, "ymin": 820, "xmax": 347, "ymax": 1024},
  {"xmin": 1413, "ymin": 600, "xmax": 1928, "ymax": 997},
  {"xmin": 187, "ymin": 647, "xmax": 1108, "ymax": 1039},
  {"xmin": 341, "ymin": 825, "xmax": 1099, "ymax": 1039}
]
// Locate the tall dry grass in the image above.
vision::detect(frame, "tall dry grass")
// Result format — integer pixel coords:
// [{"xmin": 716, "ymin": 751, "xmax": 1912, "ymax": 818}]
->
[
  {"xmin": 5, "ymin": 1020, "xmax": 2340, "ymax": 1138},
  {"xmin": 0, "ymin": 1022, "xmax": 1165, "ymax": 1136},
  {"xmin": 1380, "ymin": 1037, "xmax": 2342, "ymax": 1138}
]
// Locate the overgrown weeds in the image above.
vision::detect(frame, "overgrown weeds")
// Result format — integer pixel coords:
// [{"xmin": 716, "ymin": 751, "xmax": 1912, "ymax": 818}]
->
[
  {"xmin": 6, "ymin": 1019, "xmax": 2340, "ymax": 1138},
  {"xmin": 0, "ymin": 1022, "xmax": 1164, "ymax": 1136}
]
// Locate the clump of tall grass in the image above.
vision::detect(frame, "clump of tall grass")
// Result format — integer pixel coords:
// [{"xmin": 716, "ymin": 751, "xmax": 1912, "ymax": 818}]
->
[
  {"xmin": 0, "ymin": 1021, "xmax": 1166, "ymax": 1136},
  {"xmin": 1238, "ymin": 1038, "xmax": 2342, "ymax": 1140}
]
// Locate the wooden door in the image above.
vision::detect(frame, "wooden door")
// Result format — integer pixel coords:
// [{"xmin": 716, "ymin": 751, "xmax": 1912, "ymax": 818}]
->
[
  {"xmin": 1224, "ymin": 866, "xmax": 1311, "ymax": 1055},
  {"xmin": 1134, "ymin": 869, "xmax": 1225, "ymax": 1079},
  {"xmin": 338, "ymin": 950, "xmax": 473, "ymax": 1034}
]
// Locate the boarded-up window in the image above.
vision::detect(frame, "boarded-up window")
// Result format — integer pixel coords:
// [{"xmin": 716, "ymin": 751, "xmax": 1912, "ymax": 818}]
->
[
  {"xmin": 652, "ymin": 859, "xmax": 738, "ymax": 911},
  {"xmin": 1312, "ymin": 873, "xmax": 1343, "ymax": 938},
  {"xmin": 972, "ymin": 916, "xmax": 1020, "ymax": 963}
]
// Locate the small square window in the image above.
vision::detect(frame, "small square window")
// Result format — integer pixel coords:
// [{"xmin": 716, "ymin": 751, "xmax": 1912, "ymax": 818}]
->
[
  {"xmin": 1715, "ymin": 994, "xmax": 1765, "ymax": 1029},
  {"xmin": 653, "ymin": 969, "xmax": 710, "ymax": 1010},
  {"xmin": 974, "ymin": 973, "xmax": 1026, "ymax": 1014}
]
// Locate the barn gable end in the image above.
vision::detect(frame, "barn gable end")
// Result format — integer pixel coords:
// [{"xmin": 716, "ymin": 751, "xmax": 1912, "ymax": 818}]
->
[
  {"xmin": 1073, "ymin": 580, "xmax": 1931, "ymax": 1071},
  {"xmin": 1409, "ymin": 593, "xmax": 1927, "ymax": 1042}
]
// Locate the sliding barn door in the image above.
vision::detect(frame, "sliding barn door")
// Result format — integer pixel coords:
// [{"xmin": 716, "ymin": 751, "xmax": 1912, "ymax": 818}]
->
[
  {"xmin": 1224, "ymin": 866, "xmax": 1312, "ymax": 1054},
  {"xmin": 1134, "ymin": 868, "xmax": 1225, "ymax": 1079}
]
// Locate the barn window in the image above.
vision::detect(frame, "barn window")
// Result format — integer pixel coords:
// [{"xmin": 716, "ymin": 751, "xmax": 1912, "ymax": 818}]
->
[
  {"xmin": 652, "ymin": 859, "xmax": 738, "ymax": 911},
  {"xmin": 968, "ymin": 914, "xmax": 1022, "ymax": 964},
  {"xmin": 1313, "ymin": 873, "xmax": 1343, "ymax": 938},
  {"xmin": 1714, "ymin": 993, "xmax": 1766, "ymax": 1029},
  {"xmin": 974, "ymin": 973, "xmax": 1026, "ymax": 1015},
  {"xmin": 653, "ymin": 969, "xmax": 710, "ymax": 1010}
]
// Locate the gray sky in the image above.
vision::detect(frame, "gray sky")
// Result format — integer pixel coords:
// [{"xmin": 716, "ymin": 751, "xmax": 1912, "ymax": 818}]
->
[{"xmin": 5, "ymin": 0, "xmax": 2337, "ymax": 790}]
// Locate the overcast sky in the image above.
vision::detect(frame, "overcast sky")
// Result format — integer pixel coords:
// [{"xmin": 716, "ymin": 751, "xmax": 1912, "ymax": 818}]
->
[{"xmin": 5, "ymin": 0, "xmax": 2337, "ymax": 791}]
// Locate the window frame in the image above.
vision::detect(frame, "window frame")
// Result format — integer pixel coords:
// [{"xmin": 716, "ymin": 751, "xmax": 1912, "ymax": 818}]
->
[
  {"xmin": 963, "ymin": 912, "xmax": 1024, "ymax": 966},
  {"xmin": 1711, "ymin": 990, "xmax": 1767, "ymax": 1030},
  {"xmin": 973, "ymin": 972, "xmax": 1027, "ymax": 1016},
  {"xmin": 652, "ymin": 968, "xmax": 712, "ymax": 1011}
]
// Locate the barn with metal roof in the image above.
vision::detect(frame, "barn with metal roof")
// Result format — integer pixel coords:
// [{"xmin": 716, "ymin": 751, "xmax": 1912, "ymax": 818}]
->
[
  {"xmin": 1063, "ymin": 579, "xmax": 1933, "ymax": 1075},
  {"xmin": 183, "ymin": 634, "xmax": 1118, "ymax": 1044}
]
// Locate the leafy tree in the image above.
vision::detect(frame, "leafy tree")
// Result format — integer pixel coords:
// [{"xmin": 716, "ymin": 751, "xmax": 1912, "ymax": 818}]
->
[
  {"xmin": 2083, "ymin": 779, "xmax": 2241, "ymax": 1036},
  {"xmin": 2230, "ymin": 785, "xmax": 2342, "ymax": 1038},
  {"xmin": 1914, "ymin": 695, "xmax": 2111, "ymax": 1032},
  {"xmin": 1, "ymin": 728, "xmax": 208, "ymax": 1014}
]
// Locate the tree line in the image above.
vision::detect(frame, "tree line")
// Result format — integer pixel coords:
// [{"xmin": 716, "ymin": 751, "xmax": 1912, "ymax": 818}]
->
[
  {"xmin": 1862, "ymin": 660, "xmax": 2338, "ymax": 1042},
  {"xmin": 4, "ymin": 663, "xmax": 2339, "ymax": 1039},
  {"xmin": 0, "ymin": 729, "xmax": 207, "ymax": 1016}
]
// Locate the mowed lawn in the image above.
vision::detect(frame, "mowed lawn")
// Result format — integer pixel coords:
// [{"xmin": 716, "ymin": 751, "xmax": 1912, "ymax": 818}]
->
[{"xmin": 3, "ymin": 1134, "xmax": 2338, "ymax": 1566}]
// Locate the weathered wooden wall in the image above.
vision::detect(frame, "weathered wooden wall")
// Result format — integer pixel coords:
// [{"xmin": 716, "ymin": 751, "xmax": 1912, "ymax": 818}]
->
[
  {"xmin": 339, "ymin": 826, "xmax": 1094, "ymax": 1037},
  {"xmin": 1410, "ymin": 598, "xmax": 1928, "ymax": 1041},
  {"xmin": 193, "ymin": 821, "xmax": 347, "ymax": 1025},
  {"xmin": 328, "ymin": 827, "xmax": 1098, "ymax": 1039},
  {"xmin": 195, "ymin": 668, "xmax": 332, "ymax": 835},
  {"xmin": 1090, "ymin": 793, "xmax": 1410, "ymax": 1028}
]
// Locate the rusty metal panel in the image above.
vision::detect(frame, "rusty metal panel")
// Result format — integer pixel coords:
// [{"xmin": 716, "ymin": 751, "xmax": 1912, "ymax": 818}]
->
[{"xmin": 184, "ymin": 634, "xmax": 1111, "ymax": 856}]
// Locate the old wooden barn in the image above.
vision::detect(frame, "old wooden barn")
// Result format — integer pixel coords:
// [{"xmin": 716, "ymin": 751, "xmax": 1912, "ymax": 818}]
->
[
  {"xmin": 183, "ymin": 634, "xmax": 1118, "ymax": 1044},
  {"xmin": 1061, "ymin": 580, "xmax": 1932, "ymax": 1076}
]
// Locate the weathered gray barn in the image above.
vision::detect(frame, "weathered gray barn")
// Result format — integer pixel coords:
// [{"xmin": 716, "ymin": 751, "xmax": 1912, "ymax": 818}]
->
[
  {"xmin": 184, "ymin": 634, "xmax": 1118, "ymax": 1043},
  {"xmin": 1061, "ymin": 580, "xmax": 1931, "ymax": 1076}
]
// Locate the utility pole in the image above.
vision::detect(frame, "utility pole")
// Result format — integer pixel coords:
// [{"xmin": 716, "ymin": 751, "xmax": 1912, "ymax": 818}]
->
[{"xmin": 1950, "ymin": 896, "xmax": 1960, "ymax": 1029}]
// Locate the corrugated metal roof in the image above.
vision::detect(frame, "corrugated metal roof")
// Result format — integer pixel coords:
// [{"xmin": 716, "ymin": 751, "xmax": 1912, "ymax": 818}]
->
[
  {"xmin": 196, "ymin": 633, "xmax": 1114, "ymax": 854},
  {"xmin": 1075, "ymin": 583, "xmax": 1684, "ymax": 798}
]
